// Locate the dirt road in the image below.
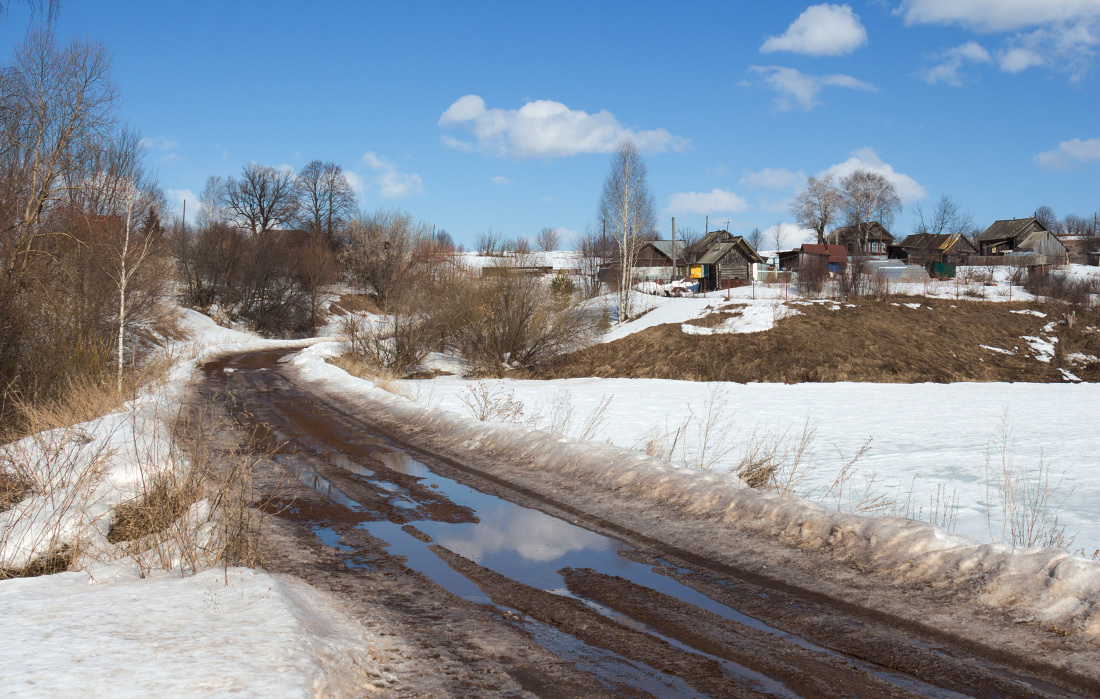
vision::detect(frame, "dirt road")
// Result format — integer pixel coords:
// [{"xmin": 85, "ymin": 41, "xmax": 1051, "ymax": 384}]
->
[{"xmin": 196, "ymin": 347, "xmax": 1098, "ymax": 697}]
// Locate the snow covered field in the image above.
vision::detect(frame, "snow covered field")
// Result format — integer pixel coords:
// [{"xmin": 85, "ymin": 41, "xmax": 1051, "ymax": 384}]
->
[{"xmin": 398, "ymin": 376, "xmax": 1100, "ymax": 555}]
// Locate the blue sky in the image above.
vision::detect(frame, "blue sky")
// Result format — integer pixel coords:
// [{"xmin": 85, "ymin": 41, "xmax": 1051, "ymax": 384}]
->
[{"xmin": 3, "ymin": 1, "xmax": 1097, "ymax": 246}]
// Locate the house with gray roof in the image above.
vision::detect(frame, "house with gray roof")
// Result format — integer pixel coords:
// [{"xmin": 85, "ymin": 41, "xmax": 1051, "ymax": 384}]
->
[{"xmin": 975, "ymin": 216, "xmax": 1068, "ymax": 259}]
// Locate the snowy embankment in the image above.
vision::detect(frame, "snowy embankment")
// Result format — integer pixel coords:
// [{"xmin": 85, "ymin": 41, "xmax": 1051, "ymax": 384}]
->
[
  {"xmin": 0, "ymin": 310, "xmax": 378, "ymax": 695},
  {"xmin": 0, "ymin": 567, "xmax": 374, "ymax": 696},
  {"xmin": 290, "ymin": 342, "xmax": 1100, "ymax": 638}
]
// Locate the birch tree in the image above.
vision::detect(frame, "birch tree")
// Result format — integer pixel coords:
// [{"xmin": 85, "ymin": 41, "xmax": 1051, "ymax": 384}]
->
[
  {"xmin": 789, "ymin": 174, "xmax": 841, "ymax": 245},
  {"xmin": 598, "ymin": 141, "xmax": 655, "ymax": 322},
  {"xmin": 296, "ymin": 160, "xmax": 356, "ymax": 245},
  {"xmin": 839, "ymin": 169, "xmax": 901, "ymax": 252}
]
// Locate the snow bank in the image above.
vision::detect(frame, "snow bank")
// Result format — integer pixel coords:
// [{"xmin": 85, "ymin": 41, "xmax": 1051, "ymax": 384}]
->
[
  {"xmin": 0, "ymin": 565, "xmax": 383, "ymax": 696},
  {"xmin": 0, "ymin": 309, "xmax": 318, "ymax": 570},
  {"xmin": 289, "ymin": 345, "xmax": 1100, "ymax": 638}
]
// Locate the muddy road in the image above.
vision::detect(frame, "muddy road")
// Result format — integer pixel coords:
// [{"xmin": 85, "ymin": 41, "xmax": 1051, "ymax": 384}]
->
[{"xmin": 197, "ymin": 348, "xmax": 1098, "ymax": 697}]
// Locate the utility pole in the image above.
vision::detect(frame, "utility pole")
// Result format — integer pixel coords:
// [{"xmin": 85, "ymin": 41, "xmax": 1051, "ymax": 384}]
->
[{"xmin": 671, "ymin": 216, "xmax": 676, "ymax": 282}]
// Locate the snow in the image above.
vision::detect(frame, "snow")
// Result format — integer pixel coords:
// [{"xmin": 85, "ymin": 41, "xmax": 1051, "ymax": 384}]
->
[
  {"xmin": 1011, "ymin": 309, "xmax": 1048, "ymax": 318},
  {"xmin": 457, "ymin": 250, "xmax": 583, "ymax": 272},
  {"xmin": 289, "ymin": 344, "xmax": 1100, "ymax": 638},
  {"xmin": 681, "ymin": 303, "xmax": 799, "ymax": 336},
  {"xmin": 979, "ymin": 345, "xmax": 1014, "ymax": 355},
  {"xmin": 0, "ymin": 308, "xmax": 378, "ymax": 694},
  {"xmin": 0, "ymin": 566, "xmax": 382, "ymax": 696},
  {"xmin": 1022, "ymin": 335, "xmax": 1056, "ymax": 362}
]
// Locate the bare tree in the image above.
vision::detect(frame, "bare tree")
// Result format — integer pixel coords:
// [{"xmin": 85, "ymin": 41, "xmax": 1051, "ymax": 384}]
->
[
  {"xmin": 913, "ymin": 194, "xmax": 973, "ymax": 238},
  {"xmin": 597, "ymin": 141, "xmax": 655, "ymax": 321},
  {"xmin": 297, "ymin": 232, "xmax": 339, "ymax": 334},
  {"xmin": 577, "ymin": 222, "xmax": 612, "ymax": 298},
  {"xmin": 475, "ymin": 228, "xmax": 502, "ymax": 256},
  {"xmin": 744, "ymin": 226, "xmax": 764, "ymax": 251},
  {"xmin": 340, "ymin": 208, "xmax": 431, "ymax": 309},
  {"xmin": 789, "ymin": 174, "xmax": 841, "ymax": 245},
  {"xmin": 296, "ymin": 160, "xmax": 356, "ymax": 244},
  {"xmin": 770, "ymin": 222, "xmax": 785, "ymax": 252},
  {"xmin": 196, "ymin": 175, "xmax": 225, "ymax": 229},
  {"xmin": 677, "ymin": 226, "xmax": 701, "ymax": 250},
  {"xmin": 1035, "ymin": 205, "xmax": 1059, "ymax": 233},
  {"xmin": 535, "ymin": 226, "xmax": 560, "ymax": 252},
  {"xmin": 839, "ymin": 169, "xmax": 901, "ymax": 253},
  {"xmin": 223, "ymin": 163, "xmax": 299, "ymax": 234}
]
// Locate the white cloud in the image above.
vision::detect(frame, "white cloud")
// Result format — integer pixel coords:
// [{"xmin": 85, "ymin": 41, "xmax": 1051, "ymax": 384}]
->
[
  {"xmin": 343, "ymin": 170, "xmax": 365, "ymax": 197},
  {"xmin": 760, "ymin": 222, "xmax": 819, "ymax": 249},
  {"xmin": 996, "ymin": 46, "xmax": 1045, "ymax": 72},
  {"xmin": 439, "ymin": 95, "xmax": 688, "ymax": 158},
  {"xmin": 139, "ymin": 136, "xmax": 180, "ymax": 151},
  {"xmin": 1034, "ymin": 137, "xmax": 1100, "ymax": 170},
  {"xmin": 899, "ymin": 0, "xmax": 1099, "ymax": 32},
  {"xmin": 666, "ymin": 188, "xmax": 749, "ymax": 215},
  {"xmin": 749, "ymin": 66, "xmax": 877, "ymax": 111},
  {"xmin": 491, "ymin": 176, "xmax": 512, "ymax": 186},
  {"xmin": 822, "ymin": 147, "xmax": 928, "ymax": 202},
  {"xmin": 362, "ymin": 151, "xmax": 423, "ymax": 199},
  {"xmin": 899, "ymin": 0, "xmax": 1100, "ymax": 79},
  {"xmin": 165, "ymin": 188, "xmax": 198, "ymax": 222},
  {"xmin": 741, "ymin": 167, "xmax": 806, "ymax": 189},
  {"xmin": 761, "ymin": 4, "xmax": 868, "ymax": 56},
  {"xmin": 553, "ymin": 227, "xmax": 580, "ymax": 246},
  {"xmin": 919, "ymin": 41, "xmax": 992, "ymax": 85}
]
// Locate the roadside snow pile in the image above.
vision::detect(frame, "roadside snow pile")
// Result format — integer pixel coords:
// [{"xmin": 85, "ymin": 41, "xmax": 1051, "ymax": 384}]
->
[
  {"xmin": 0, "ymin": 565, "xmax": 385, "ymax": 696},
  {"xmin": 290, "ymin": 345, "xmax": 1100, "ymax": 638},
  {"xmin": 0, "ymin": 311, "xmax": 309, "ymax": 571},
  {"xmin": 682, "ymin": 303, "xmax": 799, "ymax": 336},
  {"xmin": 636, "ymin": 279, "xmax": 700, "ymax": 296}
]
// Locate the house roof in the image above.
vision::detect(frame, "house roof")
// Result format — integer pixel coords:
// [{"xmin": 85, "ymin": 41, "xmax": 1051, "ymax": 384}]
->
[
  {"xmin": 976, "ymin": 216, "xmax": 1046, "ymax": 243},
  {"xmin": 897, "ymin": 232, "xmax": 976, "ymax": 254},
  {"xmin": 694, "ymin": 237, "xmax": 765, "ymax": 265},
  {"xmin": 825, "ymin": 221, "xmax": 893, "ymax": 244},
  {"xmin": 696, "ymin": 241, "xmax": 737, "ymax": 265},
  {"xmin": 688, "ymin": 229, "xmax": 733, "ymax": 256},
  {"xmin": 645, "ymin": 239, "xmax": 689, "ymax": 259},
  {"xmin": 801, "ymin": 243, "xmax": 848, "ymax": 263},
  {"xmin": 1016, "ymin": 229, "xmax": 1068, "ymax": 253}
]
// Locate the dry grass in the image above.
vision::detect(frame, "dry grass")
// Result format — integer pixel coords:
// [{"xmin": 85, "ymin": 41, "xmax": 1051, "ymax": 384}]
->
[
  {"xmin": 534, "ymin": 297, "xmax": 1086, "ymax": 383},
  {"xmin": 328, "ymin": 293, "xmax": 381, "ymax": 316}
]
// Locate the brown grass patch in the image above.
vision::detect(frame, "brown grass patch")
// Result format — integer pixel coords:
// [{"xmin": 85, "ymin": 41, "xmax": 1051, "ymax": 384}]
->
[
  {"xmin": 683, "ymin": 307, "xmax": 744, "ymax": 329},
  {"xmin": 329, "ymin": 293, "xmax": 381, "ymax": 316},
  {"xmin": 107, "ymin": 474, "xmax": 202, "ymax": 544},
  {"xmin": 533, "ymin": 298, "xmax": 1090, "ymax": 383},
  {"xmin": 0, "ymin": 472, "xmax": 30, "ymax": 514}
]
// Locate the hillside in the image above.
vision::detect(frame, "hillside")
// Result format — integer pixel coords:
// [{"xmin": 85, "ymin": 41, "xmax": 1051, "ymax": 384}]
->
[{"xmin": 533, "ymin": 298, "xmax": 1100, "ymax": 383}]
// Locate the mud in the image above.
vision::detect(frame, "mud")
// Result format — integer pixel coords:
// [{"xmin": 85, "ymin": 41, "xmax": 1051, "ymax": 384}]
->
[{"xmin": 192, "ymin": 346, "xmax": 1098, "ymax": 697}]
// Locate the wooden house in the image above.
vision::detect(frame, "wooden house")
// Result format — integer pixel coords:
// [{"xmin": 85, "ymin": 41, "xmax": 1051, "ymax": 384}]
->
[
  {"xmin": 777, "ymin": 244, "xmax": 847, "ymax": 274},
  {"xmin": 825, "ymin": 221, "xmax": 894, "ymax": 258},
  {"xmin": 893, "ymin": 232, "xmax": 977, "ymax": 265},
  {"xmin": 636, "ymin": 239, "xmax": 689, "ymax": 268},
  {"xmin": 975, "ymin": 216, "xmax": 1069, "ymax": 259},
  {"xmin": 686, "ymin": 230, "xmax": 765, "ymax": 290}
]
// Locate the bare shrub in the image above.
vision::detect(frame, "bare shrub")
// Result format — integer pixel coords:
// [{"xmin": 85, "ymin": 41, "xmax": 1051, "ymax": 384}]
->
[
  {"xmin": 460, "ymin": 382, "xmax": 532, "ymax": 425},
  {"xmin": 340, "ymin": 307, "xmax": 431, "ymax": 376},
  {"xmin": 817, "ymin": 438, "xmax": 891, "ymax": 514},
  {"xmin": 796, "ymin": 255, "xmax": 828, "ymax": 296},
  {"xmin": 537, "ymin": 389, "xmax": 612, "ymax": 442},
  {"xmin": 1024, "ymin": 268, "xmax": 1098, "ymax": 308},
  {"xmin": 983, "ymin": 414, "xmax": 1075, "ymax": 550},
  {"xmin": 837, "ymin": 256, "xmax": 873, "ymax": 299},
  {"xmin": 448, "ymin": 264, "xmax": 595, "ymax": 373}
]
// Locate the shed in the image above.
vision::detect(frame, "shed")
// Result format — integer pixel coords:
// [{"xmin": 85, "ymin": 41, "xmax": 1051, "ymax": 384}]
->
[
  {"xmin": 976, "ymin": 216, "xmax": 1068, "ymax": 259},
  {"xmin": 895, "ymin": 232, "xmax": 977, "ymax": 266}
]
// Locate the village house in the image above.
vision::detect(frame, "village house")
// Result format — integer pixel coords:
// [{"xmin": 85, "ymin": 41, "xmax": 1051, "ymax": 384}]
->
[
  {"xmin": 824, "ymin": 221, "xmax": 894, "ymax": 258},
  {"xmin": 776, "ymin": 243, "xmax": 848, "ymax": 275},
  {"xmin": 601, "ymin": 230, "xmax": 764, "ymax": 290},
  {"xmin": 891, "ymin": 232, "xmax": 977, "ymax": 267},
  {"xmin": 685, "ymin": 230, "xmax": 765, "ymax": 290},
  {"xmin": 975, "ymin": 215, "xmax": 1069, "ymax": 260}
]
